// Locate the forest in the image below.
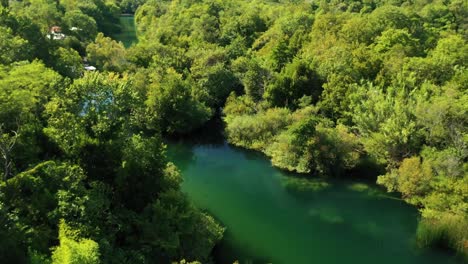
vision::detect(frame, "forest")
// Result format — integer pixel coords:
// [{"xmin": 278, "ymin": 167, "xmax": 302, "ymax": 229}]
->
[{"xmin": 0, "ymin": 0, "xmax": 466, "ymax": 263}]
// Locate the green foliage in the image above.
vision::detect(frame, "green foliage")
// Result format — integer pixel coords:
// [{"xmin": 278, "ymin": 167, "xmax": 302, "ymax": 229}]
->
[
  {"xmin": 266, "ymin": 117, "xmax": 361, "ymax": 175},
  {"xmin": 51, "ymin": 47, "xmax": 83, "ymax": 78},
  {"xmin": 224, "ymin": 99, "xmax": 361, "ymax": 175},
  {"xmin": 86, "ymin": 33, "xmax": 127, "ymax": 71},
  {"xmin": 51, "ymin": 221, "xmax": 101, "ymax": 264},
  {"xmin": 191, "ymin": 55, "xmax": 240, "ymax": 108},
  {"xmin": 9, "ymin": 0, "xmax": 61, "ymax": 32},
  {"xmin": 116, "ymin": 134, "xmax": 168, "ymax": 211},
  {"xmin": 378, "ymin": 157, "xmax": 433, "ymax": 200},
  {"xmin": 1, "ymin": 0, "xmax": 467, "ymax": 260},
  {"xmin": 118, "ymin": 0, "xmax": 147, "ymax": 14},
  {"xmin": 378, "ymin": 146, "xmax": 467, "ymax": 257},
  {"xmin": 63, "ymin": 10, "xmax": 98, "ymax": 42},
  {"xmin": 41, "ymin": 70, "xmax": 221, "ymax": 262},
  {"xmin": 173, "ymin": 260, "xmax": 201, "ymax": 264},
  {"xmin": 350, "ymin": 83, "xmax": 421, "ymax": 165},
  {"xmin": 265, "ymin": 59, "xmax": 322, "ymax": 108},
  {"xmin": 0, "ymin": 61, "xmax": 61, "ymax": 172},
  {"xmin": 225, "ymin": 107, "xmax": 292, "ymax": 150},
  {"xmin": 0, "ymin": 61, "xmax": 60, "ymax": 128},
  {"xmin": 44, "ymin": 72, "xmax": 139, "ymax": 156},
  {"xmin": 0, "ymin": 161, "xmax": 90, "ymax": 253},
  {"xmin": 146, "ymin": 69, "xmax": 212, "ymax": 134},
  {"xmin": 0, "ymin": 26, "xmax": 29, "ymax": 64},
  {"xmin": 60, "ymin": 0, "xmax": 121, "ymax": 35},
  {"xmin": 0, "ymin": 199, "xmax": 28, "ymax": 264},
  {"xmin": 141, "ymin": 189, "xmax": 224, "ymax": 262},
  {"xmin": 192, "ymin": 0, "xmax": 465, "ymax": 255},
  {"xmin": 416, "ymin": 213, "xmax": 468, "ymax": 261},
  {"xmin": 232, "ymin": 57, "xmax": 269, "ymax": 101}
]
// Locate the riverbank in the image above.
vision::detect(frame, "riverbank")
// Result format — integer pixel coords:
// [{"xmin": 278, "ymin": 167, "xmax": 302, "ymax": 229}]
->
[{"xmin": 165, "ymin": 132, "xmax": 460, "ymax": 264}]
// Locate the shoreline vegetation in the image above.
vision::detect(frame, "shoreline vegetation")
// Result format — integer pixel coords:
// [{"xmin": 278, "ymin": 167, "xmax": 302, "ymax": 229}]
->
[{"xmin": 0, "ymin": 0, "xmax": 466, "ymax": 263}]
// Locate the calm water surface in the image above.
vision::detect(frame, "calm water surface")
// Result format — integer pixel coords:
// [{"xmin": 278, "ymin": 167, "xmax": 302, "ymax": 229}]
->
[
  {"xmin": 114, "ymin": 15, "xmax": 137, "ymax": 47},
  {"xmin": 166, "ymin": 137, "xmax": 459, "ymax": 264}
]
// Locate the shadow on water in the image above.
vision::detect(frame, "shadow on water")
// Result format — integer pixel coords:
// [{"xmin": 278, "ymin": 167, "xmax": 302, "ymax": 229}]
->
[
  {"xmin": 166, "ymin": 117, "xmax": 226, "ymax": 147},
  {"xmin": 165, "ymin": 118, "xmax": 225, "ymax": 171}
]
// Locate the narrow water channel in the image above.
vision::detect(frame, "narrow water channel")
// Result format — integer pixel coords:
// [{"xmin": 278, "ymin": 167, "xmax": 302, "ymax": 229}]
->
[
  {"xmin": 166, "ymin": 135, "xmax": 459, "ymax": 264},
  {"xmin": 114, "ymin": 15, "xmax": 137, "ymax": 47}
]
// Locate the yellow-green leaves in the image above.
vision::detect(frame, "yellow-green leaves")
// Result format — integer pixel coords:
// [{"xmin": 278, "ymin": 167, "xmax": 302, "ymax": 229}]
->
[{"xmin": 52, "ymin": 221, "xmax": 100, "ymax": 264}]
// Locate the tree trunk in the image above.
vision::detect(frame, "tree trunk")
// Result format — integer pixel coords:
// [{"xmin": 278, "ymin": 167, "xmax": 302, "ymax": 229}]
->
[{"xmin": 3, "ymin": 153, "xmax": 8, "ymax": 181}]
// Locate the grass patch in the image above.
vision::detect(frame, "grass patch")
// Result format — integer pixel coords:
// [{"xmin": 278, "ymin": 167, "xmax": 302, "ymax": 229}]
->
[{"xmin": 416, "ymin": 213, "xmax": 468, "ymax": 261}]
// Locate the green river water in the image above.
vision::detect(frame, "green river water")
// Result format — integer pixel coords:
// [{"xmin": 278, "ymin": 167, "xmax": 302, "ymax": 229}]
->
[
  {"xmin": 114, "ymin": 16, "xmax": 459, "ymax": 264},
  {"xmin": 114, "ymin": 15, "xmax": 137, "ymax": 47},
  {"xmin": 166, "ymin": 134, "xmax": 459, "ymax": 264}
]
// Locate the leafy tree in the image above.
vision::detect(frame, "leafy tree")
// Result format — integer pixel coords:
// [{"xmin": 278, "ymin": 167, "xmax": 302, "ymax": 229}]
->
[
  {"xmin": 0, "ymin": 7, "xmax": 50, "ymax": 63},
  {"xmin": 1, "ymin": 0, "xmax": 467, "ymax": 260},
  {"xmin": 60, "ymin": 0, "xmax": 121, "ymax": 35},
  {"xmin": 86, "ymin": 33, "xmax": 127, "ymax": 72},
  {"xmin": 9, "ymin": 0, "xmax": 62, "ymax": 32},
  {"xmin": 0, "ymin": 199, "xmax": 27, "ymax": 264},
  {"xmin": 115, "ymin": 134, "xmax": 168, "ymax": 211},
  {"xmin": 51, "ymin": 221, "xmax": 101, "ymax": 264},
  {"xmin": 350, "ymin": 83, "xmax": 420, "ymax": 165},
  {"xmin": 146, "ymin": 69, "xmax": 212, "ymax": 134},
  {"xmin": 232, "ymin": 57, "xmax": 270, "ymax": 101},
  {"xmin": 225, "ymin": 107, "xmax": 292, "ymax": 150},
  {"xmin": 266, "ymin": 117, "xmax": 361, "ymax": 175},
  {"xmin": 373, "ymin": 28, "xmax": 419, "ymax": 55},
  {"xmin": 265, "ymin": 59, "xmax": 322, "ymax": 108},
  {"xmin": 219, "ymin": 7, "xmax": 267, "ymax": 47},
  {"xmin": 63, "ymin": 10, "xmax": 98, "ymax": 42},
  {"xmin": 44, "ymin": 72, "xmax": 139, "ymax": 155},
  {"xmin": 0, "ymin": 161, "xmax": 90, "ymax": 254},
  {"xmin": 51, "ymin": 47, "xmax": 83, "ymax": 78},
  {"xmin": 141, "ymin": 189, "xmax": 224, "ymax": 263},
  {"xmin": 378, "ymin": 157, "xmax": 432, "ymax": 200},
  {"xmin": 188, "ymin": 44, "xmax": 241, "ymax": 107},
  {"xmin": 118, "ymin": 0, "xmax": 148, "ymax": 14},
  {"xmin": 0, "ymin": 26, "xmax": 30, "ymax": 64},
  {"xmin": 0, "ymin": 61, "xmax": 61, "ymax": 172},
  {"xmin": 0, "ymin": 61, "xmax": 60, "ymax": 129}
]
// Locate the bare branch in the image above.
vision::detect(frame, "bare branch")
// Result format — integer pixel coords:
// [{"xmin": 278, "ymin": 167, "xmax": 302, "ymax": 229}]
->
[{"xmin": 0, "ymin": 123, "xmax": 21, "ymax": 181}]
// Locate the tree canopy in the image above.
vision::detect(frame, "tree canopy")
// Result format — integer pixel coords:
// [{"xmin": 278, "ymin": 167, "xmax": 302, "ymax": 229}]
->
[{"xmin": 0, "ymin": 0, "xmax": 466, "ymax": 262}]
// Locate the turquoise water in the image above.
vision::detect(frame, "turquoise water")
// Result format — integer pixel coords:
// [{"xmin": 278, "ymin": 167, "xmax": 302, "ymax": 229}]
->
[{"xmin": 167, "ymin": 138, "xmax": 459, "ymax": 264}]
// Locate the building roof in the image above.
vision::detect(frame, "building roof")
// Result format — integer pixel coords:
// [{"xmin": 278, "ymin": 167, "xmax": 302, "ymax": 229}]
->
[{"xmin": 50, "ymin": 26, "xmax": 62, "ymax": 33}]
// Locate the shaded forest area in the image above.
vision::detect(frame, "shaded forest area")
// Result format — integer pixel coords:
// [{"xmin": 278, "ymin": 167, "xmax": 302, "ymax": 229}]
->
[{"xmin": 0, "ymin": 0, "xmax": 467, "ymax": 263}]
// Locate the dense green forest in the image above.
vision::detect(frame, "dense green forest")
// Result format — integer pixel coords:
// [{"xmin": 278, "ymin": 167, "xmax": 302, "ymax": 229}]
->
[{"xmin": 0, "ymin": 0, "xmax": 466, "ymax": 263}]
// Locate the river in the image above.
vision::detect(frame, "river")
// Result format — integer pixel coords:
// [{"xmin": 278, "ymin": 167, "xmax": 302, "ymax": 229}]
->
[
  {"xmin": 114, "ymin": 15, "xmax": 138, "ymax": 47},
  {"xmin": 114, "ymin": 16, "xmax": 458, "ymax": 264},
  {"xmin": 166, "ymin": 131, "xmax": 458, "ymax": 264}
]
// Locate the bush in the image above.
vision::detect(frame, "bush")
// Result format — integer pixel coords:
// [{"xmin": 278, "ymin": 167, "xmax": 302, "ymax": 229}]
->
[
  {"xmin": 266, "ymin": 118, "xmax": 361, "ymax": 175},
  {"xmin": 225, "ymin": 107, "xmax": 292, "ymax": 150}
]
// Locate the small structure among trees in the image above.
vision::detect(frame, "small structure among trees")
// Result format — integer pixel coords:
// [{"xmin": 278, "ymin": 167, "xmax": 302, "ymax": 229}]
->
[{"xmin": 47, "ymin": 26, "xmax": 66, "ymax": 40}]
